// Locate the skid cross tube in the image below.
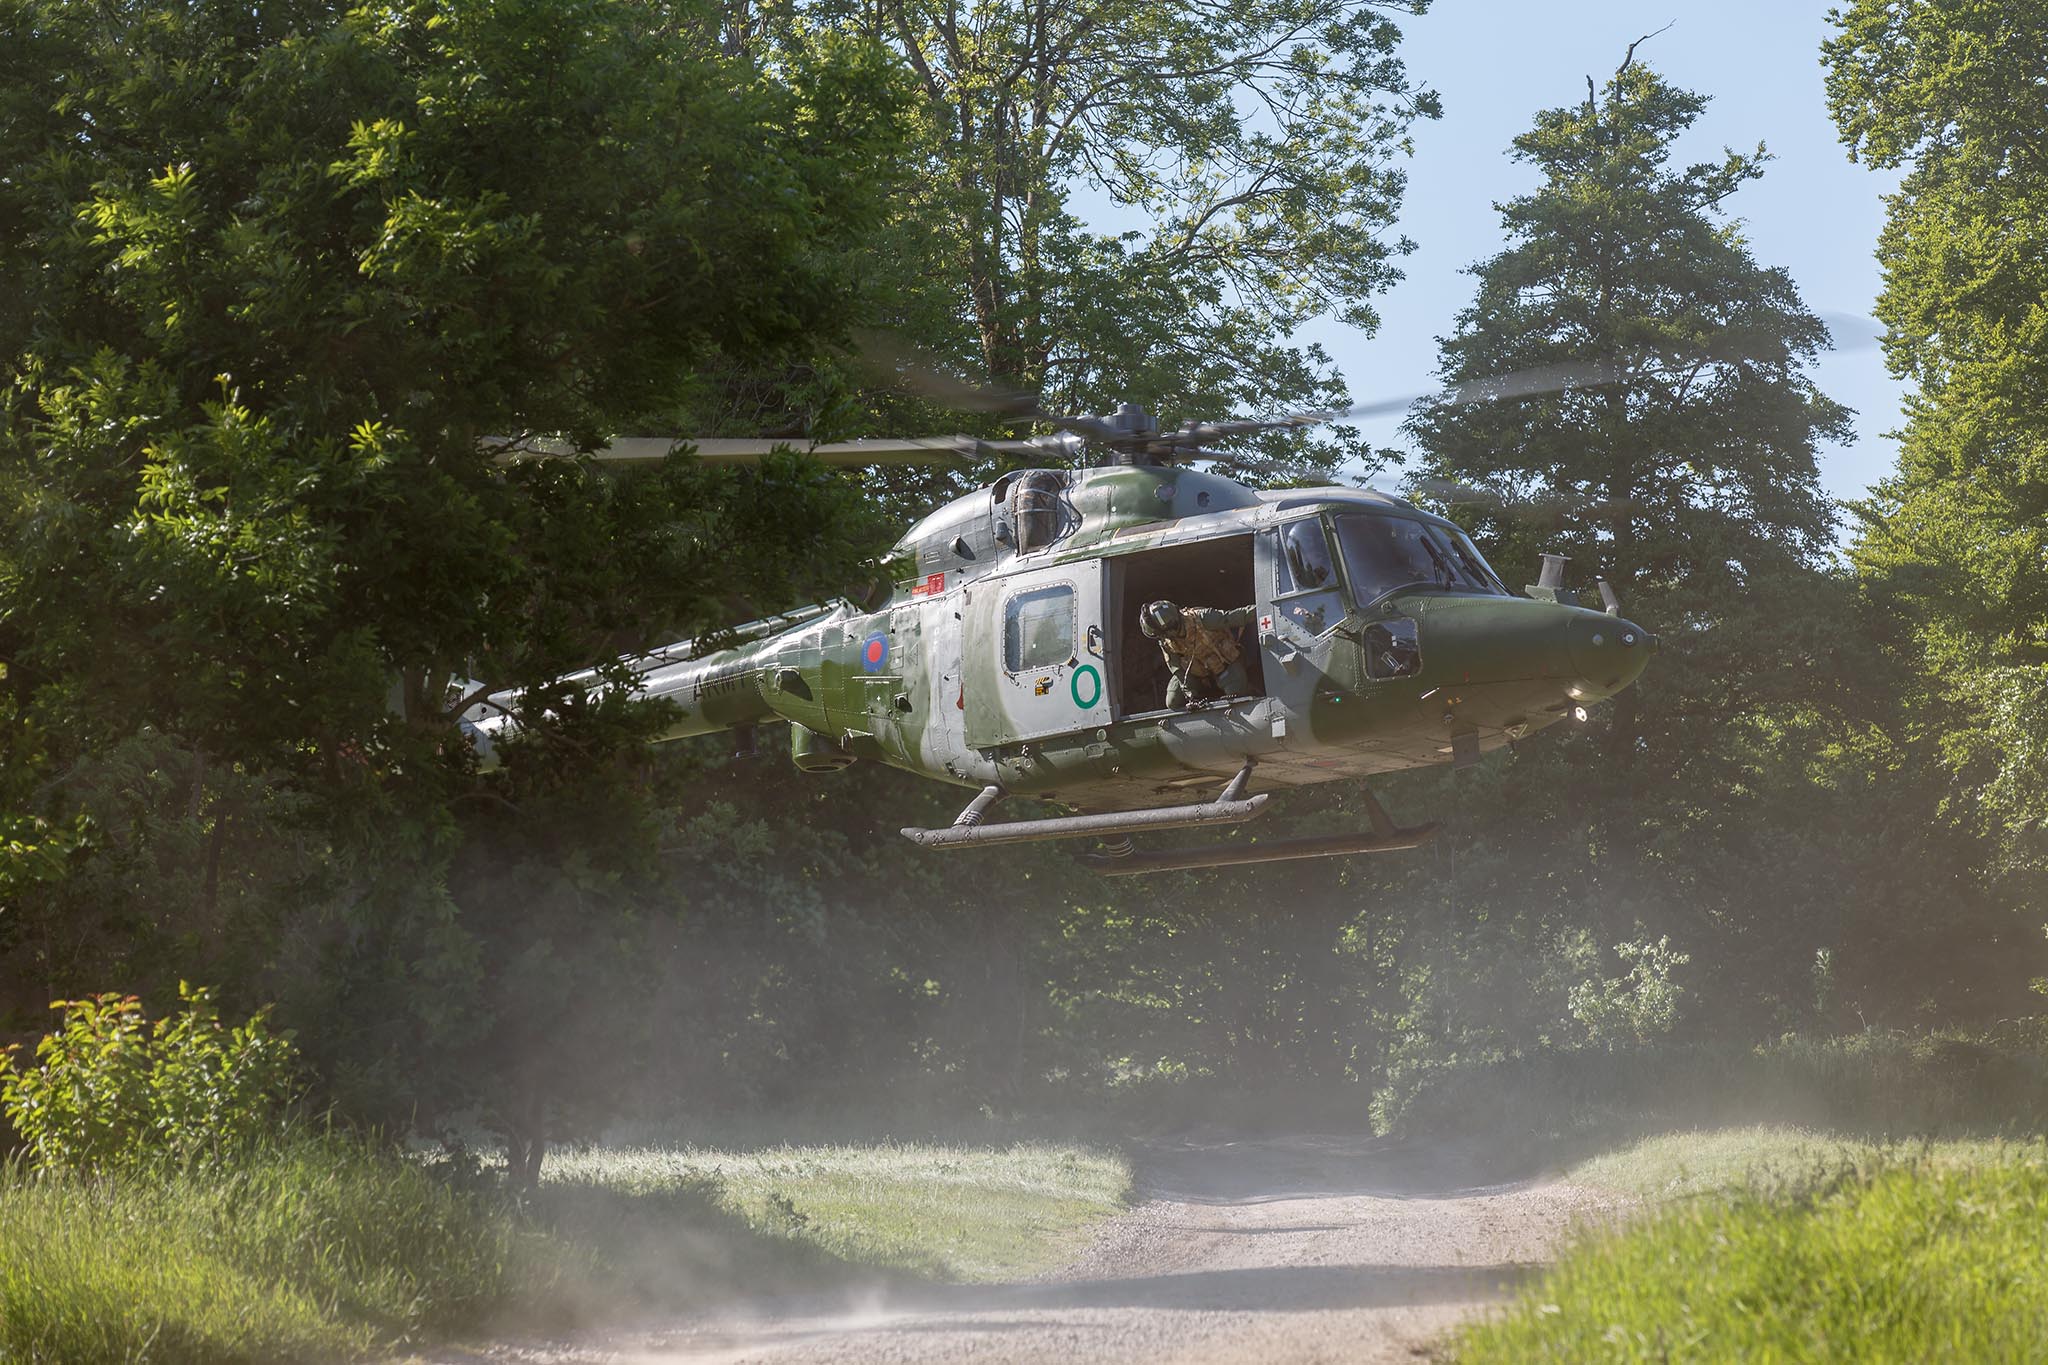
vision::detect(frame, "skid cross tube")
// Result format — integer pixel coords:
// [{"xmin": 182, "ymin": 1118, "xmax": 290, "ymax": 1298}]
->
[{"xmin": 901, "ymin": 763, "xmax": 1265, "ymax": 850}]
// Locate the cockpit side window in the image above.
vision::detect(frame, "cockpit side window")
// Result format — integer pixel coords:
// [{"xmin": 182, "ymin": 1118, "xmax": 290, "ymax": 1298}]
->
[
  {"xmin": 1272, "ymin": 518, "xmax": 1348, "ymax": 639},
  {"xmin": 1334, "ymin": 513, "xmax": 1504, "ymax": 605},
  {"xmin": 1277, "ymin": 518, "xmax": 1339, "ymax": 594}
]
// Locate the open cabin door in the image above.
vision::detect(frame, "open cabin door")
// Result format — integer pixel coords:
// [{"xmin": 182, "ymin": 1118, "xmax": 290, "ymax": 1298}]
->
[
  {"xmin": 963, "ymin": 562, "xmax": 1110, "ymax": 748},
  {"xmin": 1106, "ymin": 534, "xmax": 1264, "ymax": 718}
]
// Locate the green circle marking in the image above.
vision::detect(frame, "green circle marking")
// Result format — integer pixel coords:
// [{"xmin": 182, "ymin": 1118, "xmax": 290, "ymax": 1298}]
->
[{"xmin": 1071, "ymin": 664, "xmax": 1103, "ymax": 709}]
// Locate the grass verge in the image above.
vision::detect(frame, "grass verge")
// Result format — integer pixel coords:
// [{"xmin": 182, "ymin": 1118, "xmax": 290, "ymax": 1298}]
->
[
  {"xmin": 545, "ymin": 1141, "xmax": 1132, "ymax": 1284},
  {"xmin": 0, "ymin": 1135, "xmax": 1131, "ymax": 1362},
  {"xmin": 1454, "ymin": 1130, "xmax": 2048, "ymax": 1361},
  {"xmin": 1566, "ymin": 1124, "xmax": 2019, "ymax": 1199},
  {"xmin": 0, "ymin": 1134, "xmax": 565, "ymax": 1362}
]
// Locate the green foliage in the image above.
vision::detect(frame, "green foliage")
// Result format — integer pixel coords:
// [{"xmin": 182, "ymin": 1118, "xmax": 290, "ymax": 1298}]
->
[
  {"xmin": 1825, "ymin": 1, "xmax": 2048, "ymax": 880},
  {"xmin": 544, "ymin": 1141, "xmax": 1133, "ymax": 1283},
  {"xmin": 1354, "ymin": 55, "xmax": 2028, "ymax": 1097},
  {"xmin": 1457, "ymin": 1151, "xmax": 2048, "ymax": 1362},
  {"xmin": 1567, "ymin": 1125, "xmax": 2026, "ymax": 1200},
  {"xmin": 0, "ymin": 0, "xmax": 906, "ymax": 1151},
  {"xmin": 0, "ymin": 0, "xmax": 2036, "ymax": 1204},
  {"xmin": 1, "ymin": 985, "xmax": 297, "ymax": 1172},
  {"xmin": 0, "ymin": 1132, "xmax": 573, "ymax": 1360},
  {"xmin": 729, "ymin": 0, "xmax": 1438, "ymax": 481},
  {"xmin": 1408, "ymin": 58, "xmax": 1846, "ymax": 749},
  {"xmin": 0, "ymin": 663, "xmax": 89, "ymax": 934},
  {"xmin": 1567, "ymin": 935, "xmax": 1691, "ymax": 1049},
  {"xmin": 1378, "ymin": 1029, "xmax": 2048, "ymax": 1145},
  {"xmin": 0, "ymin": 1131, "xmax": 1128, "ymax": 1361}
]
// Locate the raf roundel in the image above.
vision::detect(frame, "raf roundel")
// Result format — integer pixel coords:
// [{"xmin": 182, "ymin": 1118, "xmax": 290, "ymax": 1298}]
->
[{"xmin": 860, "ymin": 632, "xmax": 890, "ymax": 674}]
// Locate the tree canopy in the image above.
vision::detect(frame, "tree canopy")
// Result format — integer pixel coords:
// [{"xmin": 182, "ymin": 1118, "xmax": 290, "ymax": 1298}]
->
[
  {"xmin": 715, "ymin": 0, "xmax": 1437, "ymax": 482},
  {"xmin": 1408, "ymin": 58, "xmax": 1848, "ymax": 761},
  {"xmin": 1825, "ymin": 0, "xmax": 2048, "ymax": 876}
]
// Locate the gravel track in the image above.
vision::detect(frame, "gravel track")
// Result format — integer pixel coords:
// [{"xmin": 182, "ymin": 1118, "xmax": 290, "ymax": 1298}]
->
[{"xmin": 460, "ymin": 1135, "xmax": 1612, "ymax": 1365}]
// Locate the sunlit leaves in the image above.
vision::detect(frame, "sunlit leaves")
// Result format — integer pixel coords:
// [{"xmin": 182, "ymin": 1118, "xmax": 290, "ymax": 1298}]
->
[
  {"xmin": 1827, "ymin": 0, "xmax": 2048, "ymax": 869},
  {"xmin": 752, "ymin": 0, "xmax": 1433, "ymax": 480}
]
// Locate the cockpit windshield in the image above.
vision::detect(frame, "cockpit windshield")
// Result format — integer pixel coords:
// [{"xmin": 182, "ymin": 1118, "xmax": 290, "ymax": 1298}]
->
[{"xmin": 1332, "ymin": 513, "xmax": 1508, "ymax": 604}]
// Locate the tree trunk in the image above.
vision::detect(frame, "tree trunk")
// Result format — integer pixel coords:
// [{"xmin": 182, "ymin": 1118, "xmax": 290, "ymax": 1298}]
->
[{"xmin": 505, "ymin": 1084, "xmax": 546, "ymax": 1192}]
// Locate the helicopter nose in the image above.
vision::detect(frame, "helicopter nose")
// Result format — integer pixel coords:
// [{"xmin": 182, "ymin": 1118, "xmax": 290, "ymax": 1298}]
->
[{"xmin": 1565, "ymin": 613, "xmax": 1653, "ymax": 697}]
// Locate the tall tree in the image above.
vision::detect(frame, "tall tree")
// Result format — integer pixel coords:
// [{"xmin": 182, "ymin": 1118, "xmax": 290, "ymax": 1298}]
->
[
  {"xmin": 1395, "ymin": 55, "xmax": 1916, "ymax": 1036},
  {"xmin": 1407, "ymin": 55, "xmax": 1847, "ymax": 766},
  {"xmin": 1825, "ymin": 0, "xmax": 2048, "ymax": 878},
  {"xmin": 724, "ymin": 0, "xmax": 1438, "ymax": 476}
]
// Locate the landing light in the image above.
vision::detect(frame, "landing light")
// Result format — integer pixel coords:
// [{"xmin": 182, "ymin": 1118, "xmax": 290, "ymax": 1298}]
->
[{"xmin": 1572, "ymin": 705, "xmax": 1589, "ymax": 723}]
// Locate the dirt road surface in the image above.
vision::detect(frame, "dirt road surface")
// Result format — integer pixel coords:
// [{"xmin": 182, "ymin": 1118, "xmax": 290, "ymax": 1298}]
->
[{"xmin": 469, "ymin": 1136, "xmax": 1611, "ymax": 1365}]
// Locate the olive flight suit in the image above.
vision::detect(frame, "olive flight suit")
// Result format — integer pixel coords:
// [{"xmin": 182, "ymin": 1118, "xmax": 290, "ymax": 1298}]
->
[{"xmin": 1156, "ymin": 605, "xmax": 1256, "ymax": 708}]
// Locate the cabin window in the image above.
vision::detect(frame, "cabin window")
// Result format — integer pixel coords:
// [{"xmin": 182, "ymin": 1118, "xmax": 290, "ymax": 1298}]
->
[{"xmin": 1005, "ymin": 584, "xmax": 1075, "ymax": 672}]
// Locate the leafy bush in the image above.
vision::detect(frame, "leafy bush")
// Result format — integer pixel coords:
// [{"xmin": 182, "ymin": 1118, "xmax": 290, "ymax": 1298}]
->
[
  {"xmin": 0, "ymin": 984, "xmax": 298, "ymax": 1171},
  {"xmin": 1567, "ymin": 934, "xmax": 1691, "ymax": 1048}
]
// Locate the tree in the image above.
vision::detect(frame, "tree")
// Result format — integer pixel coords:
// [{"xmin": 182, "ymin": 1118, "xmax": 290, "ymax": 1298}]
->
[
  {"xmin": 1825, "ymin": 0, "xmax": 2048, "ymax": 879},
  {"xmin": 0, "ymin": 0, "xmax": 907, "ymax": 1157},
  {"xmin": 718, "ymin": 0, "xmax": 1438, "ymax": 479},
  {"xmin": 1393, "ymin": 55, "xmax": 1970, "ymax": 1039},
  {"xmin": 1407, "ymin": 56, "xmax": 1847, "ymax": 766}
]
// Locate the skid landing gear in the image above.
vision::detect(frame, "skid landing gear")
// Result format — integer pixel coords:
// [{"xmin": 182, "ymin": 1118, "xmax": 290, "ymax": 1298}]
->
[
  {"xmin": 899, "ymin": 763, "xmax": 1265, "ymax": 850},
  {"xmin": 897, "ymin": 762, "xmax": 1437, "ymax": 875},
  {"xmin": 1074, "ymin": 784, "xmax": 1436, "ymax": 876}
]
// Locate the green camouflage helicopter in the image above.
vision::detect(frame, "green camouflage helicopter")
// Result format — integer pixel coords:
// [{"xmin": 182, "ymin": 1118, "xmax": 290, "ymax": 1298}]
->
[{"xmin": 467, "ymin": 384, "xmax": 1654, "ymax": 876}]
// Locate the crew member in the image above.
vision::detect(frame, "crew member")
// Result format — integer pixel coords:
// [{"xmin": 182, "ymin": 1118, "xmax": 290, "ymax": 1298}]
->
[{"xmin": 1139, "ymin": 600, "xmax": 1255, "ymax": 709}]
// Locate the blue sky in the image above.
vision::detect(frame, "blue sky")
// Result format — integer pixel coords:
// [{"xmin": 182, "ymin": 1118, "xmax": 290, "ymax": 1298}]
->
[{"xmin": 1293, "ymin": 1, "xmax": 1905, "ymax": 510}]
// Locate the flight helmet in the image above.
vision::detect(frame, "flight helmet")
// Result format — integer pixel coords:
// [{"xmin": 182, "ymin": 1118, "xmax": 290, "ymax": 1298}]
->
[{"xmin": 1140, "ymin": 601, "xmax": 1184, "ymax": 639}]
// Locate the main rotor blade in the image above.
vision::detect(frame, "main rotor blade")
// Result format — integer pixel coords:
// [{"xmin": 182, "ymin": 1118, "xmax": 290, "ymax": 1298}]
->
[
  {"xmin": 1815, "ymin": 311, "xmax": 1884, "ymax": 353},
  {"xmin": 1155, "ymin": 412, "xmax": 1332, "ymax": 446},
  {"xmin": 1332, "ymin": 358, "xmax": 1629, "ymax": 424},
  {"xmin": 1409, "ymin": 475, "xmax": 1637, "ymax": 524},
  {"xmin": 852, "ymin": 331, "xmax": 1049, "ymax": 418},
  {"xmin": 1335, "ymin": 316, "xmax": 1883, "ymax": 424},
  {"xmin": 487, "ymin": 435, "xmax": 1034, "ymax": 467}
]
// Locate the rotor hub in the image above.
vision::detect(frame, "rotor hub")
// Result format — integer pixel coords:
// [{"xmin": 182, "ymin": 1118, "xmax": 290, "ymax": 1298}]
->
[{"xmin": 1106, "ymin": 402, "xmax": 1159, "ymax": 440}]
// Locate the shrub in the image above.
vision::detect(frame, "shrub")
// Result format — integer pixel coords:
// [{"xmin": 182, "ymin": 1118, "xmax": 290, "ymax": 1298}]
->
[
  {"xmin": 1567, "ymin": 934, "xmax": 1691, "ymax": 1048},
  {"xmin": 0, "ymin": 984, "xmax": 298, "ymax": 1171}
]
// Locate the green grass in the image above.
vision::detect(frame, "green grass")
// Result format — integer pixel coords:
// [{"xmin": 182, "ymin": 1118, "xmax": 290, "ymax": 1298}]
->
[
  {"xmin": 1454, "ymin": 1130, "xmax": 2048, "ymax": 1362},
  {"xmin": 0, "ymin": 1135, "xmax": 567, "ymax": 1363},
  {"xmin": 544, "ymin": 1140, "xmax": 1132, "ymax": 1282},
  {"xmin": 0, "ymin": 1135, "xmax": 1131, "ymax": 1362},
  {"xmin": 1567, "ymin": 1125, "xmax": 2021, "ymax": 1199},
  {"xmin": 1382, "ymin": 1028, "xmax": 2048, "ymax": 1147}
]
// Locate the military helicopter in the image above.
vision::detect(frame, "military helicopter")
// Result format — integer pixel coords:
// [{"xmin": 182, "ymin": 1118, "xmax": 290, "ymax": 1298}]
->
[{"xmin": 466, "ymin": 377, "xmax": 1655, "ymax": 876}]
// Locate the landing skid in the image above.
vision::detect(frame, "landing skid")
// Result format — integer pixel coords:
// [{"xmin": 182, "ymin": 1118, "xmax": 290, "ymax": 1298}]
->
[
  {"xmin": 899, "ymin": 764, "xmax": 1265, "ymax": 850},
  {"xmin": 1076, "ymin": 789, "xmax": 1438, "ymax": 877},
  {"xmin": 898, "ymin": 763, "xmax": 1437, "ymax": 874}
]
